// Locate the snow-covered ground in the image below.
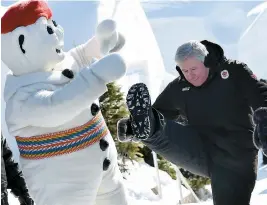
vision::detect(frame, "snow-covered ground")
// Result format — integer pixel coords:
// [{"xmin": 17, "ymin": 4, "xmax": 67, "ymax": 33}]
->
[{"xmin": 8, "ymin": 152, "xmax": 267, "ymax": 205}]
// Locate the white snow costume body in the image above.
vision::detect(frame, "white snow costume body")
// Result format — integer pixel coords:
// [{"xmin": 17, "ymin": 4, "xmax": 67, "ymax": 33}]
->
[{"xmin": 1, "ymin": 1, "xmax": 129, "ymax": 205}]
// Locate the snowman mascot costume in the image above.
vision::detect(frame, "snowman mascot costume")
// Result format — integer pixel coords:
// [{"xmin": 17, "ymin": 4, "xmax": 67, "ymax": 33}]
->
[{"xmin": 1, "ymin": 0, "xmax": 129, "ymax": 205}]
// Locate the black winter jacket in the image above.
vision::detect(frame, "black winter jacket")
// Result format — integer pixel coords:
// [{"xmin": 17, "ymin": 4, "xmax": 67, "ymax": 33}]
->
[
  {"xmin": 153, "ymin": 40, "xmax": 267, "ymax": 171},
  {"xmin": 1, "ymin": 135, "xmax": 34, "ymax": 205}
]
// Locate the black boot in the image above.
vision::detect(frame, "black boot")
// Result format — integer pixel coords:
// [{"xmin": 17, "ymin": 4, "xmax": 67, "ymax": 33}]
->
[{"xmin": 126, "ymin": 83, "xmax": 153, "ymax": 140}]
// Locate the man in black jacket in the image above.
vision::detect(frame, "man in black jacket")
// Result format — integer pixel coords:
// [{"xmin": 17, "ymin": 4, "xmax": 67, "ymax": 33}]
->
[
  {"xmin": 117, "ymin": 40, "xmax": 267, "ymax": 205},
  {"xmin": 1, "ymin": 135, "xmax": 34, "ymax": 205}
]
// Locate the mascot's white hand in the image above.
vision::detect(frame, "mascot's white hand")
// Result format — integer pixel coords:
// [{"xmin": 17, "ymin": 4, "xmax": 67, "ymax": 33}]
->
[
  {"xmin": 96, "ymin": 19, "xmax": 125, "ymax": 56},
  {"xmin": 87, "ymin": 53, "xmax": 126, "ymax": 83}
]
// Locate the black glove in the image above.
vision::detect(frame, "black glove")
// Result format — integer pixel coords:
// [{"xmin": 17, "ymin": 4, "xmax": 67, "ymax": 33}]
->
[
  {"xmin": 117, "ymin": 118, "xmax": 139, "ymax": 143},
  {"xmin": 253, "ymin": 107, "xmax": 267, "ymax": 156},
  {"xmin": 18, "ymin": 194, "xmax": 34, "ymax": 205}
]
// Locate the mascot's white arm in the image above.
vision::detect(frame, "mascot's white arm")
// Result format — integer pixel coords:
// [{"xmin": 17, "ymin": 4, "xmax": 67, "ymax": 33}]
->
[
  {"xmin": 7, "ymin": 54, "xmax": 126, "ymax": 128},
  {"xmin": 68, "ymin": 36, "xmax": 101, "ymax": 68},
  {"xmin": 69, "ymin": 19, "xmax": 123, "ymax": 69}
]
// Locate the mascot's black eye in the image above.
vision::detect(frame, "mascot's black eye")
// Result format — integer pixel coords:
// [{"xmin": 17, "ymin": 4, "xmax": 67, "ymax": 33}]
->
[
  {"xmin": 47, "ymin": 26, "xmax": 54, "ymax": 34},
  {"xmin": 52, "ymin": 20, "xmax": 58, "ymax": 27}
]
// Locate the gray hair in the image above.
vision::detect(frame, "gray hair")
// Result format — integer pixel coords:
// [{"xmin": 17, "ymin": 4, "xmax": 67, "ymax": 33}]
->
[{"xmin": 175, "ymin": 40, "xmax": 209, "ymax": 65}]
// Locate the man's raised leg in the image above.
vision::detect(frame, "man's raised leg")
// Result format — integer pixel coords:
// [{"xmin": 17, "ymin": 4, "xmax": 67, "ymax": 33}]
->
[{"xmin": 120, "ymin": 83, "xmax": 211, "ymax": 177}]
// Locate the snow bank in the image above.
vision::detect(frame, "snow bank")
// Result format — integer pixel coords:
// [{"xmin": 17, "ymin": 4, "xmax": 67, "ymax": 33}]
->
[{"xmin": 8, "ymin": 156, "xmax": 266, "ymax": 205}]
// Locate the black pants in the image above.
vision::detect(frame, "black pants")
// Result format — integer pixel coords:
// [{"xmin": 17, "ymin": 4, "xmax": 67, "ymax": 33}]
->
[{"xmin": 142, "ymin": 109, "xmax": 257, "ymax": 205}]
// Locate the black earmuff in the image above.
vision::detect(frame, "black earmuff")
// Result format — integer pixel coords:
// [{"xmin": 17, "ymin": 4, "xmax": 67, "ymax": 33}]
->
[
  {"xmin": 203, "ymin": 51, "xmax": 213, "ymax": 68},
  {"xmin": 201, "ymin": 40, "xmax": 224, "ymax": 68}
]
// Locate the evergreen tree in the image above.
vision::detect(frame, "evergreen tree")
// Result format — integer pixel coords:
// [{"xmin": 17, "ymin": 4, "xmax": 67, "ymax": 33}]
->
[
  {"xmin": 99, "ymin": 82, "xmax": 143, "ymax": 172},
  {"xmin": 157, "ymin": 155, "xmax": 177, "ymax": 180},
  {"xmin": 139, "ymin": 146, "xmax": 177, "ymax": 180},
  {"xmin": 180, "ymin": 168, "xmax": 211, "ymax": 191}
]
